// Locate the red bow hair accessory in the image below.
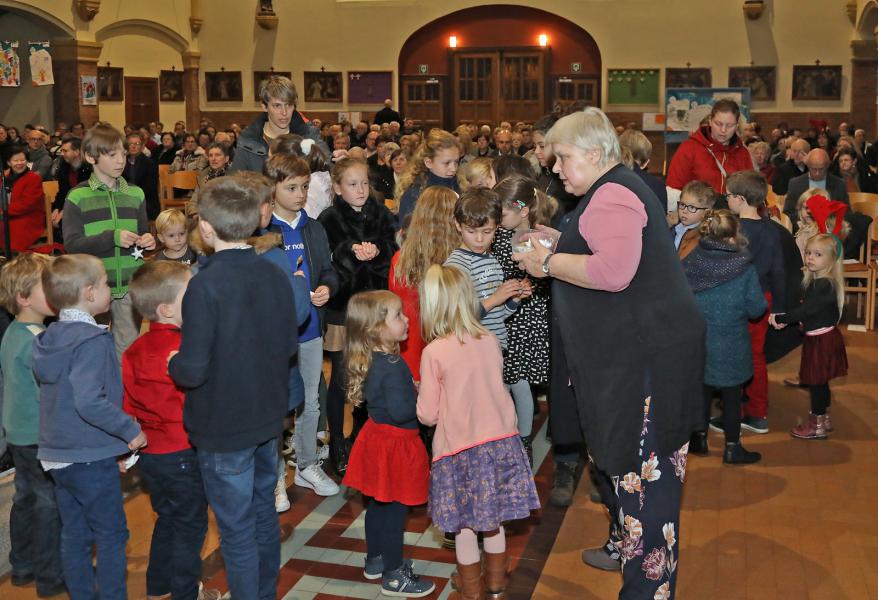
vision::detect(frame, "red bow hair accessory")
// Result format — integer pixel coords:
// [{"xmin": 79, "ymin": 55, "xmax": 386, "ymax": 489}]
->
[{"xmin": 805, "ymin": 194, "xmax": 847, "ymax": 235}]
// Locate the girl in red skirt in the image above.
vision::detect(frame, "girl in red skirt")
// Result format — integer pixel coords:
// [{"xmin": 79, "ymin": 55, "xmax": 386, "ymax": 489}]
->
[
  {"xmin": 771, "ymin": 231, "xmax": 848, "ymax": 439},
  {"xmin": 342, "ymin": 290, "xmax": 434, "ymax": 598}
]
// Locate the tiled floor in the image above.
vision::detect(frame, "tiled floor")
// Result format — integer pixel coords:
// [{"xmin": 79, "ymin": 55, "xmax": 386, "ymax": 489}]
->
[{"xmin": 1, "ymin": 327, "xmax": 876, "ymax": 599}]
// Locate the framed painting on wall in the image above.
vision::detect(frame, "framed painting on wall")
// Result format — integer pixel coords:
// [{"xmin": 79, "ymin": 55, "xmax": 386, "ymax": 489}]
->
[
  {"xmin": 303, "ymin": 71, "xmax": 342, "ymax": 103},
  {"xmin": 97, "ymin": 66, "xmax": 123, "ymax": 101},
  {"xmin": 348, "ymin": 71, "xmax": 392, "ymax": 104},
  {"xmin": 81, "ymin": 75, "xmax": 97, "ymax": 105},
  {"xmin": 728, "ymin": 66, "xmax": 776, "ymax": 101},
  {"xmin": 205, "ymin": 71, "xmax": 243, "ymax": 102},
  {"xmin": 607, "ymin": 69, "xmax": 660, "ymax": 104},
  {"xmin": 254, "ymin": 70, "xmax": 292, "ymax": 102},
  {"xmin": 666, "ymin": 68, "xmax": 711, "ymax": 89},
  {"xmin": 792, "ymin": 65, "xmax": 842, "ymax": 100},
  {"xmin": 160, "ymin": 70, "xmax": 184, "ymax": 101}
]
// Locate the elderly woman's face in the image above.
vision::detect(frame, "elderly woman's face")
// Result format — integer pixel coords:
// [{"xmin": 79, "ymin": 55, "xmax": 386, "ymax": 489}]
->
[{"xmin": 551, "ymin": 143, "xmax": 601, "ymax": 196}]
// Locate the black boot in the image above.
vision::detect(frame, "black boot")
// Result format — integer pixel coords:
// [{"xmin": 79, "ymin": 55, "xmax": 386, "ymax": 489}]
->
[
  {"xmin": 689, "ymin": 431, "xmax": 709, "ymax": 456},
  {"xmin": 723, "ymin": 442, "xmax": 761, "ymax": 465},
  {"xmin": 330, "ymin": 440, "xmax": 349, "ymax": 476}
]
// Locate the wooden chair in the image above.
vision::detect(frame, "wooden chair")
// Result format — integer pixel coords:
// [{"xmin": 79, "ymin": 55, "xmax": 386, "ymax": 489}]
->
[
  {"xmin": 847, "ymin": 191, "xmax": 878, "ymax": 206},
  {"xmin": 161, "ymin": 170, "xmax": 197, "ymax": 212},
  {"xmin": 853, "ymin": 201, "xmax": 878, "ymax": 264},
  {"xmin": 158, "ymin": 165, "xmax": 171, "ymax": 211},
  {"xmin": 39, "ymin": 180, "xmax": 57, "ymax": 247}
]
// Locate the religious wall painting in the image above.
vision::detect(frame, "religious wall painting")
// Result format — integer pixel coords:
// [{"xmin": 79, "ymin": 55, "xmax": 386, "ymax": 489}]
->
[
  {"xmin": 728, "ymin": 66, "xmax": 776, "ymax": 101},
  {"xmin": 303, "ymin": 71, "xmax": 342, "ymax": 103},
  {"xmin": 665, "ymin": 68, "xmax": 711, "ymax": 89},
  {"xmin": 205, "ymin": 70, "xmax": 243, "ymax": 102},
  {"xmin": 792, "ymin": 65, "xmax": 842, "ymax": 101},
  {"xmin": 348, "ymin": 71, "xmax": 392, "ymax": 105},
  {"xmin": 160, "ymin": 70, "xmax": 184, "ymax": 101},
  {"xmin": 97, "ymin": 66, "xmax": 123, "ymax": 101}
]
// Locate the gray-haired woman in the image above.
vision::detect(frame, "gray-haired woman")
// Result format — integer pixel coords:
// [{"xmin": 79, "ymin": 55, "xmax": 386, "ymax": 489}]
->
[{"xmin": 514, "ymin": 107, "xmax": 704, "ymax": 600}]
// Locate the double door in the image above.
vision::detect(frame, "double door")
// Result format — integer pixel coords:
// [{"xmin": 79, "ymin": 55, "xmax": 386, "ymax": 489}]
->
[{"xmin": 453, "ymin": 50, "xmax": 546, "ymax": 126}]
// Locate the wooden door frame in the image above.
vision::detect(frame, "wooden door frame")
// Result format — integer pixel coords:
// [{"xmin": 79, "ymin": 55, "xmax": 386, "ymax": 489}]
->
[
  {"xmin": 447, "ymin": 46, "xmax": 551, "ymax": 127},
  {"xmin": 124, "ymin": 76, "xmax": 159, "ymax": 126}
]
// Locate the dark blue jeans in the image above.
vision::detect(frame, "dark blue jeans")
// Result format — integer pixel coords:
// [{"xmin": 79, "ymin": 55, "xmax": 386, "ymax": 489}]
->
[
  {"xmin": 52, "ymin": 457, "xmax": 129, "ymax": 600},
  {"xmin": 198, "ymin": 437, "xmax": 280, "ymax": 600},
  {"xmin": 8, "ymin": 444, "xmax": 64, "ymax": 594},
  {"xmin": 139, "ymin": 449, "xmax": 207, "ymax": 600}
]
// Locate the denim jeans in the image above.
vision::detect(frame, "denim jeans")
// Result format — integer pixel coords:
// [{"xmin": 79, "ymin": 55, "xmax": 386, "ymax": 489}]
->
[
  {"xmin": 139, "ymin": 449, "xmax": 208, "ymax": 600},
  {"xmin": 198, "ymin": 437, "xmax": 280, "ymax": 600},
  {"xmin": 52, "ymin": 457, "xmax": 129, "ymax": 600},
  {"xmin": 293, "ymin": 337, "xmax": 323, "ymax": 468},
  {"xmin": 8, "ymin": 444, "xmax": 64, "ymax": 594}
]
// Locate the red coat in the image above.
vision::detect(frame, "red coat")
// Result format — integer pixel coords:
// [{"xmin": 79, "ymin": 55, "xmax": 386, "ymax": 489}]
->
[
  {"xmin": 666, "ymin": 127, "xmax": 755, "ymax": 194},
  {"xmin": 1, "ymin": 170, "xmax": 45, "ymax": 252},
  {"xmin": 122, "ymin": 322, "xmax": 191, "ymax": 454},
  {"xmin": 388, "ymin": 251, "xmax": 425, "ymax": 381}
]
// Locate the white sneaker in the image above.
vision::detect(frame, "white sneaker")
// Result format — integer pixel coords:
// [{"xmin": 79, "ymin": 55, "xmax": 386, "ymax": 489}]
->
[
  {"xmin": 294, "ymin": 464, "xmax": 340, "ymax": 496},
  {"xmin": 275, "ymin": 475, "xmax": 291, "ymax": 512}
]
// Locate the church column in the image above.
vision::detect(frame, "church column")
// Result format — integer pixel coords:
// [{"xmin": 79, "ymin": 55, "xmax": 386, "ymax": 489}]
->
[
  {"xmin": 850, "ymin": 39, "xmax": 878, "ymax": 138},
  {"xmin": 51, "ymin": 38, "xmax": 103, "ymax": 127},
  {"xmin": 183, "ymin": 50, "xmax": 202, "ymax": 131}
]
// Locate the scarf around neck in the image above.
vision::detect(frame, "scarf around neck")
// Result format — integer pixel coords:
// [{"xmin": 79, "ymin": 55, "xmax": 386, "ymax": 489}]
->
[{"xmin": 683, "ymin": 237, "xmax": 752, "ymax": 293}]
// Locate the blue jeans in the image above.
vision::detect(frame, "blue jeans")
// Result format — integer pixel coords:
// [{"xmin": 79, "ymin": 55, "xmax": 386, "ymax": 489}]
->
[
  {"xmin": 139, "ymin": 449, "xmax": 208, "ymax": 600},
  {"xmin": 8, "ymin": 444, "xmax": 64, "ymax": 594},
  {"xmin": 293, "ymin": 337, "xmax": 323, "ymax": 468},
  {"xmin": 52, "ymin": 457, "xmax": 129, "ymax": 600},
  {"xmin": 198, "ymin": 437, "xmax": 280, "ymax": 600}
]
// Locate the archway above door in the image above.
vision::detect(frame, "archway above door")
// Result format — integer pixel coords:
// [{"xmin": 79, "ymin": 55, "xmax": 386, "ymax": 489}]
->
[{"xmin": 398, "ymin": 5, "xmax": 602, "ymax": 129}]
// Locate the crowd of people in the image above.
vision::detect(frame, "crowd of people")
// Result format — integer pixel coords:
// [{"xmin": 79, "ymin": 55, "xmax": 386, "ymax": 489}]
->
[{"xmin": 0, "ymin": 75, "xmax": 865, "ymax": 600}]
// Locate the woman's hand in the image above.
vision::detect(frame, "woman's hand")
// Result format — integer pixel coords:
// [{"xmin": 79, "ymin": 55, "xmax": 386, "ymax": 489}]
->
[{"xmin": 513, "ymin": 233, "xmax": 552, "ymax": 279}]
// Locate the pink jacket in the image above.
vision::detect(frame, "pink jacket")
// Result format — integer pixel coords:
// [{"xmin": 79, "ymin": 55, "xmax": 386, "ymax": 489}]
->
[{"xmin": 417, "ymin": 332, "xmax": 519, "ymax": 461}]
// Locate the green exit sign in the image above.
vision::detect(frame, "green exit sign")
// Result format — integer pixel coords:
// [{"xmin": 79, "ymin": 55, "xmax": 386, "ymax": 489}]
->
[
  {"xmin": 571, "ymin": 62, "xmax": 582, "ymax": 73},
  {"xmin": 418, "ymin": 64, "xmax": 429, "ymax": 74}
]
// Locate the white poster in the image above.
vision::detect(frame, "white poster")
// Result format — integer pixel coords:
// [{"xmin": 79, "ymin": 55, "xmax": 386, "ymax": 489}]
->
[{"xmin": 29, "ymin": 41, "xmax": 54, "ymax": 86}]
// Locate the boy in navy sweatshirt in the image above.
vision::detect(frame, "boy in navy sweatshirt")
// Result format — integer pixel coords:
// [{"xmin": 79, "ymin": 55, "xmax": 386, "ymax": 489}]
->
[
  {"xmin": 34, "ymin": 254, "xmax": 146, "ymax": 599},
  {"xmin": 168, "ymin": 174, "xmax": 298, "ymax": 600}
]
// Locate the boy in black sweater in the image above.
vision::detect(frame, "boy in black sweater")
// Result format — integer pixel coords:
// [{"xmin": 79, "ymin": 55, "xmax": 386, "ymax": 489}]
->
[{"xmin": 168, "ymin": 174, "xmax": 298, "ymax": 600}]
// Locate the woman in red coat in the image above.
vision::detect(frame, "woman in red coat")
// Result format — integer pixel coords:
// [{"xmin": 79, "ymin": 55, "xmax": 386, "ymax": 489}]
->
[
  {"xmin": 666, "ymin": 99, "xmax": 755, "ymax": 206},
  {"xmin": 2, "ymin": 146, "xmax": 46, "ymax": 252}
]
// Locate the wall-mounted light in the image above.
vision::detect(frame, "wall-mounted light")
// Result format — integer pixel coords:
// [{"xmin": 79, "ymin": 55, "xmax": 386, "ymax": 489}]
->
[
  {"xmin": 449, "ymin": 35, "xmax": 458, "ymax": 48},
  {"xmin": 538, "ymin": 34, "xmax": 548, "ymax": 47}
]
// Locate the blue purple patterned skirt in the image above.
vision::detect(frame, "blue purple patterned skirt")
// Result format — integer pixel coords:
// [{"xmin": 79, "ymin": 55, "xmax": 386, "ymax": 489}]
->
[{"xmin": 428, "ymin": 434, "xmax": 540, "ymax": 533}]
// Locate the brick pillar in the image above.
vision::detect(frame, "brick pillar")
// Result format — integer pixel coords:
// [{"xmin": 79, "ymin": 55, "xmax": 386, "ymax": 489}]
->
[
  {"xmin": 182, "ymin": 51, "xmax": 201, "ymax": 131},
  {"xmin": 51, "ymin": 39, "xmax": 103, "ymax": 127},
  {"xmin": 851, "ymin": 40, "xmax": 878, "ymax": 138}
]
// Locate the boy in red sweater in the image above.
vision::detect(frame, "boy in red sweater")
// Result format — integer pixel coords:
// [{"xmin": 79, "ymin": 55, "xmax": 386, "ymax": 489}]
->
[{"xmin": 123, "ymin": 260, "xmax": 217, "ymax": 600}]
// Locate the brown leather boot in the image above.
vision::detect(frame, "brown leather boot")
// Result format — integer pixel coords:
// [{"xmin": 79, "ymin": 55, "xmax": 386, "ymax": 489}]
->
[
  {"xmin": 484, "ymin": 551, "xmax": 509, "ymax": 599},
  {"xmin": 451, "ymin": 561, "xmax": 484, "ymax": 600}
]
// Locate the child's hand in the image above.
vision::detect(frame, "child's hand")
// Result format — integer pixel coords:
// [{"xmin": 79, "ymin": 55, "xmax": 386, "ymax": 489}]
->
[
  {"xmin": 118, "ymin": 230, "xmax": 139, "ymax": 248},
  {"xmin": 128, "ymin": 431, "xmax": 147, "ymax": 451},
  {"xmin": 487, "ymin": 280, "xmax": 523, "ymax": 309},
  {"xmin": 769, "ymin": 313, "xmax": 787, "ymax": 329},
  {"xmin": 137, "ymin": 233, "xmax": 156, "ymax": 251},
  {"xmin": 311, "ymin": 285, "xmax": 330, "ymax": 307},
  {"xmin": 666, "ymin": 211, "xmax": 680, "ymax": 227},
  {"xmin": 51, "ymin": 209, "xmax": 63, "ymax": 226},
  {"xmin": 514, "ymin": 278, "xmax": 533, "ymax": 300}
]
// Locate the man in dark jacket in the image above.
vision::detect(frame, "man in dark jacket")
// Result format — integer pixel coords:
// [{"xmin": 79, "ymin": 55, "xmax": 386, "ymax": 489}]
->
[
  {"xmin": 231, "ymin": 75, "xmax": 328, "ymax": 173},
  {"xmin": 373, "ymin": 99, "xmax": 402, "ymax": 126},
  {"xmin": 772, "ymin": 138, "xmax": 810, "ymax": 195},
  {"xmin": 54, "ymin": 135, "xmax": 92, "ymax": 226},
  {"xmin": 122, "ymin": 133, "xmax": 160, "ymax": 220}
]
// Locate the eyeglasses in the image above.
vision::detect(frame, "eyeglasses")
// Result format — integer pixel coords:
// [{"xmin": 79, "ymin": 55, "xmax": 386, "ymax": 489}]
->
[{"xmin": 678, "ymin": 202, "xmax": 708, "ymax": 213}]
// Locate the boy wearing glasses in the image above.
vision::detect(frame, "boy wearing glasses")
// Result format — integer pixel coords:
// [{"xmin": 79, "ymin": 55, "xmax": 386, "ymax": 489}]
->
[{"xmin": 670, "ymin": 180, "xmax": 717, "ymax": 259}]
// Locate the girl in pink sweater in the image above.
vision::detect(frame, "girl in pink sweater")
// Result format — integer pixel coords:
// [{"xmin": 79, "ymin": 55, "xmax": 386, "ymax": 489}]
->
[{"xmin": 417, "ymin": 265, "xmax": 539, "ymax": 600}]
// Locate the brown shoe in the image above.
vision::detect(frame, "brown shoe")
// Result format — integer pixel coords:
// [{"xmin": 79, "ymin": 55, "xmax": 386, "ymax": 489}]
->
[
  {"xmin": 484, "ymin": 551, "xmax": 508, "ymax": 599},
  {"xmin": 451, "ymin": 561, "xmax": 484, "ymax": 600}
]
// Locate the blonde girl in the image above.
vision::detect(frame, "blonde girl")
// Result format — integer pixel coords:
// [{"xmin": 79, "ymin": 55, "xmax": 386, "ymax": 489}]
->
[
  {"xmin": 317, "ymin": 157, "xmax": 397, "ymax": 475},
  {"xmin": 341, "ymin": 291, "xmax": 433, "ymax": 597},
  {"xmin": 388, "ymin": 186, "xmax": 460, "ymax": 381},
  {"xmin": 771, "ymin": 232, "xmax": 847, "ymax": 440},
  {"xmin": 417, "ymin": 265, "xmax": 539, "ymax": 600},
  {"xmin": 491, "ymin": 175, "xmax": 558, "ymax": 461},
  {"xmin": 395, "ymin": 128, "xmax": 461, "ymax": 224},
  {"xmin": 459, "ymin": 157, "xmax": 495, "ymax": 191}
]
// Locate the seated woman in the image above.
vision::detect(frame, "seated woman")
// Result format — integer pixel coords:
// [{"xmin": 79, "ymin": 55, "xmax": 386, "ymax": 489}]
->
[
  {"xmin": 196, "ymin": 142, "xmax": 231, "ymax": 189},
  {"xmin": 169, "ymin": 133, "xmax": 208, "ymax": 173},
  {"xmin": 1, "ymin": 145, "xmax": 47, "ymax": 252},
  {"xmin": 749, "ymin": 141, "xmax": 775, "ymax": 185},
  {"xmin": 155, "ymin": 132, "xmax": 179, "ymax": 165}
]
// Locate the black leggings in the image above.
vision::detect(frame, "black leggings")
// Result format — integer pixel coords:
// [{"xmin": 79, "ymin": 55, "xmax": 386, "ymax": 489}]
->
[
  {"xmin": 326, "ymin": 350, "xmax": 368, "ymax": 444},
  {"xmin": 364, "ymin": 499, "xmax": 408, "ymax": 572},
  {"xmin": 703, "ymin": 385, "xmax": 743, "ymax": 444},
  {"xmin": 808, "ymin": 383, "xmax": 831, "ymax": 415}
]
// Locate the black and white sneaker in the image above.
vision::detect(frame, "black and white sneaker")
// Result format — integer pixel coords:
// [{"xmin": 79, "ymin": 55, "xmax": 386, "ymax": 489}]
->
[
  {"xmin": 381, "ymin": 563, "xmax": 434, "ymax": 597},
  {"xmin": 0, "ymin": 450, "xmax": 15, "ymax": 478}
]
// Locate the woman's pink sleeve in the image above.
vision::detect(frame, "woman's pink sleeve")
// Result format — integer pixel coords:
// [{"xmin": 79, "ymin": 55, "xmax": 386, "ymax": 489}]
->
[{"xmin": 578, "ymin": 183, "xmax": 647, "ymax": 292}]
